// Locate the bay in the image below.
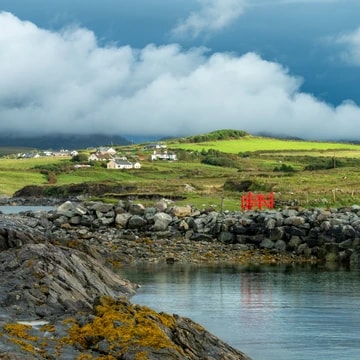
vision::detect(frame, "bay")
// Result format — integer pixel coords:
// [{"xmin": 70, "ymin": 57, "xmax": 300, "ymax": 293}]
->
[
  {"xmin": 0, "ymin": 205, "xmax": 54, "ymax": 214},
  {"xmin": 118, "ymin": 263, "xmax": 360, "ymax": 360}
]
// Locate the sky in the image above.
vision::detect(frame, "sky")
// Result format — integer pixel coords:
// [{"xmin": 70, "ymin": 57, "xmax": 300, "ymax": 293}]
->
[{"xmin": 1, "ymin": 0, "xmax": 360, "ymax": 141}]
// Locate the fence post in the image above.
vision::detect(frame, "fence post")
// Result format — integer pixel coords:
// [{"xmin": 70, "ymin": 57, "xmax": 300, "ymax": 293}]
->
[
  {"xmin": 258, "ymin": 193, "xmax": 263, "ymax": 210},
  {"xmin": 269, "ymin": 192, "xmax": 274, "ymax": 209},
  {"xmin": 248, "ymin": 192, "xmax": 253, "ymax": 210}
]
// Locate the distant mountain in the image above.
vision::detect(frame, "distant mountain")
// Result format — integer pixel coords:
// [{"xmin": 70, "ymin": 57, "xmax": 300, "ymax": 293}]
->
[
  {"xmin": 0, "ymin": 134, "xmax": 131, "ymax": 150},
  {"xmin": 124, "ymin": 135, "xmax": 165, "ymax": 144}
]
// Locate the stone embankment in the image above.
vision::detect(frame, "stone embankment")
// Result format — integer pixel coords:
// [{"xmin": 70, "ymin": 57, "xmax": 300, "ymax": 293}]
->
[
  {"xmin": 31, "ymin": 199, "xmax": 360, "ymax": 267},
  {"xmin": 2, "ymin": 198, "xmax": 360, "ymax": 266}
]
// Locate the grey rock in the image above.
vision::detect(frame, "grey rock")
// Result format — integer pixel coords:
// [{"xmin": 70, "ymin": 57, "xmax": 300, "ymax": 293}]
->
[
  {"xmin": 87, "ymin": 202, "xmax": 114, "ymax": 213},
  {"xmin": 269, "ymin": 227, "xmax": 285, "ymax": 241},
  {"xmin": 275, "ymin": 239, "xmax": 287, "ymax": 252},
  {"xmin": 287, "ymin": 236, "xmax": 302, "ymax": 250},
  {"xmin": 128, "ymin": 203, "xmax": 145, "ymax": 215},
  {"xmin": 218, "ymin": 231, "xmax": 234, "ymax": 244},
  {"xmin": 153, "ymin": 212, "xmax": 172, "ymax": 231},
  {"xmin": 127, "ymin": 215, "xmax": 147, "ymax": 229},
  {"xmin": 260, "ymin": 238, "xmax": 275, "ymax": 249},
  {"xmin": 284, "ymin": 216, "xmax": 305, "ymax": 226},
  {"xmin": 115, "ymin": 213, "xmax": 132, "ymax": 228},
  {"xmin": 0, "ymin": 243, "xmax": 137, "ymax": 320},
  {"xmin": 297, "ymin": 243, "xmax": 311, "ymax": 256}
]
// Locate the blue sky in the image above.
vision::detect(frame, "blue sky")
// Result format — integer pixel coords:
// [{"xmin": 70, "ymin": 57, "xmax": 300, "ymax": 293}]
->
[{"xmin": 1, "ymin": 0, "xmax": 360, "ymax": 140}]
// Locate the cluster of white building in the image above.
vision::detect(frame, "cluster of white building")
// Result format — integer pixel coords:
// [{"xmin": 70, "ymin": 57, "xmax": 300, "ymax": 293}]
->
[
  {"xmin": 17, "ymin": 144, "xmax": 177, "ymax": 172},
  {"xmin": 88, "ymin": 145, "xmax": 177, "ymax": 170},
  {"xmin": 150, "ymin": 150, "xmax": 177, "ymax": 161},
  {"xmin": 17, "ymin": 149, "xmax": 78, "ymax": 159},
  {"xmin": 88, "ymin": 147, "xmax": 142, "ymax": 170}
]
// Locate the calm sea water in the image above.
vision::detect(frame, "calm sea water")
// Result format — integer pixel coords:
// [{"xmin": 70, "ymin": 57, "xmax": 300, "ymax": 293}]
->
[
  {"xmin": 0, "ymin": 205, "xmax": 54, "ymax": 214},
  {"xmin": 118, "ymin": 263, "xmax": 360, "ymax": 360}
]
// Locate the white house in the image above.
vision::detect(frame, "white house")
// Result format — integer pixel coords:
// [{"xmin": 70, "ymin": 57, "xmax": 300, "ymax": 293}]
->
[
  {"xmin": 88, "ymin": 153, "xmax": 113, "ymax": 161},
  {"xmin": 107, "ymin": 160, "xmax": 142, "ymax": 169},
  {"xmin": 144, "ymin": 143, "xmax": 167, "ymax": 151},
  {"xmin": 19, "ymin": 152, "xmax": 41, "ymax": 159},
  {"xmin": 150, "ymin": 150, "xmax": 177, "ymax": 161},
  {"xmin": 97, "ymin": 147, "xmax": 117, "ymax": 155}
]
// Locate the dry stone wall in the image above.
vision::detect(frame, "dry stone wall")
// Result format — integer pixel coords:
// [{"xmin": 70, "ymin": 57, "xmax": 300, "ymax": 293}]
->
[{"xmin": 41, "ymin": 200, "xmax": 360, "ymax": 267}]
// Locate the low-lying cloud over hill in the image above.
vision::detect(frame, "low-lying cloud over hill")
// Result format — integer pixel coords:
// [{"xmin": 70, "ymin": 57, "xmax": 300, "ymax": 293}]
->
[{"xmin": 1, "ymin": 11, "xmax": 360, "ymax": 141}]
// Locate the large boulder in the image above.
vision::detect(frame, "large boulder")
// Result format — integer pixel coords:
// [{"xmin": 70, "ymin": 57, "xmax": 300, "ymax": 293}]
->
[
  {"xmin": 0, "ymin": 243, "xmax": 137, "ymax": 319},
  {"xmin": 0, "ymin": 215, "xmax": 47, "ymax": 251}
]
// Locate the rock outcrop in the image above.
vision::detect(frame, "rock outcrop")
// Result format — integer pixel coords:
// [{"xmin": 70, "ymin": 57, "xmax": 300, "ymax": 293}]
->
[
  {"xmin": 0, "ymin": 210, "xmax": 253, "ymax": 360},
  {"xmin": 0, "ymin": 215, "xmax": 48, "ymax": 250},
  {"xmin": 63, "ymin": 296, "xmax": 252, "ymax": 360},
  {"xmin": 0, "ymin": 243, "xmax": 137, "ymax": 320}
]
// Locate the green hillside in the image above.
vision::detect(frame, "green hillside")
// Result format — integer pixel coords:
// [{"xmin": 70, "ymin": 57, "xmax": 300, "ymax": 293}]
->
[
  {"xmin": 1, "ymin": 129, "xmax": 360, "ymax": 210},
  {"xmin": 171, "ymin": 132, "xmax": 360, "ymax": 154}
]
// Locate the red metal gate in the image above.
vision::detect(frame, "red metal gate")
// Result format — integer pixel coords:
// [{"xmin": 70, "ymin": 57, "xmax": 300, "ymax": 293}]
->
[{"xmin": 241, "ymin": 192, "xmax": 274, "ymax": 211}]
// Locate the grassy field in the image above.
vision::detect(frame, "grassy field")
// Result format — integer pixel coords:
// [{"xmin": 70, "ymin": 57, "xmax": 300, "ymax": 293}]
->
[
  {"xmin": 171, "ymin": 136, "xmax": 360, "ymax": 154},
  {"xmin": 1, "ymin": 134, "xmax": 360, "ymax": 210}
]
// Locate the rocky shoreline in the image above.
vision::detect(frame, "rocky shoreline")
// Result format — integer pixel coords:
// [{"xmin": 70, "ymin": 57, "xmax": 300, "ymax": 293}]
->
[
  {"xmin": 1, "ymin": 198, "xmax": 360, "ymax": 359},
  {"xmin": 0, "ymin": 199, "xmax": 256, "ymax": 360}
]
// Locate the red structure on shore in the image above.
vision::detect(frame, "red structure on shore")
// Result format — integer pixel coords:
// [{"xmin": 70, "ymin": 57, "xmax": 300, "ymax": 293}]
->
[{"xmin": 241, "ymin": 192, "xmax": 274, "ymax": 211}]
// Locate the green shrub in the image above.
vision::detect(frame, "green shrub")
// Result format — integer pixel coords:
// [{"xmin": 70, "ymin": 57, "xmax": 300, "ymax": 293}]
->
[
  {"xmin": 304, "ymin": 158, "xmax": 336, "ymax": 170},
  {"xmin": 273, "ymin": 163, "xmax": 296, "ymax": 172},
  {"xmin": 223, "ymin": 179, "xmax": 253, "ymax": 192},
  {"xmin": 71, "ymin": 153, "xmax": 89, "ymax": 163},
  {"xmin": 202, "ymin": 156, "xmax": 237, "ymax": 168},
  {"xmin": 183, "ymin": 129, "xmax": 249, "ymax": 143}
]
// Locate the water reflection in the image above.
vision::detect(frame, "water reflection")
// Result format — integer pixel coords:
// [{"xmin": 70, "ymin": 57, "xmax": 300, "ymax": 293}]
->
[{"xmin": 118, "ymin": 264, "xmax": 360, "ymax": 360}]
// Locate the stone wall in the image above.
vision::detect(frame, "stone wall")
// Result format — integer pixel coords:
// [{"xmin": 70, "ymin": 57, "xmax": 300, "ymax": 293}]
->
[{"xmin": 38, "ymin": 200, "xmax": 360, "ymax": 267}]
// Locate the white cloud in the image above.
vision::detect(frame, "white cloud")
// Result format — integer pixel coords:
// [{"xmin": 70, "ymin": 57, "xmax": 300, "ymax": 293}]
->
[
  {"xmin": 334, "ymin": 27, "xmax": 360, "ymax": 66},
  {"xmin": 171, "ymin": 0, "xmax": 345, "ymax": 39},
  {"xmin": 171, "ymin": 0, "xmax": 246, "ymax": 39},
  {"xmin": 1, "ymin": 12, "xmax": 360, "ymax": 140}
]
